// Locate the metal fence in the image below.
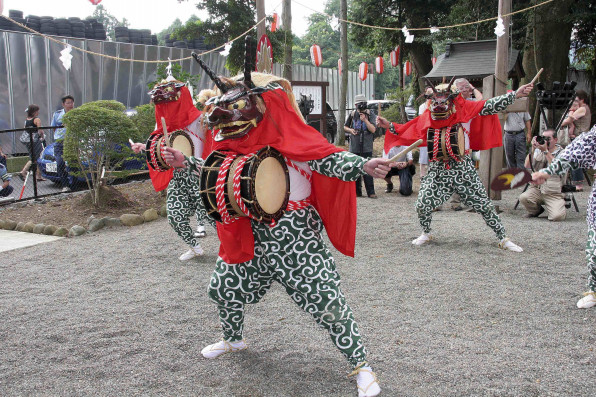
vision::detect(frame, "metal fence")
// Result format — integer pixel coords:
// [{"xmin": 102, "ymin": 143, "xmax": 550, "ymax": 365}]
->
[{"xmin": 0, "ymin": 29, "xmax": 227, "ymax": 155}]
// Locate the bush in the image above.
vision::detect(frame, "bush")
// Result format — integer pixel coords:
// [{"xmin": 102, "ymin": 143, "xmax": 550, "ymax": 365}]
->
[
  {"xmin": 62, "ymin": 101, "xmax": 138, "ymax": 206},
  {"xmin": 129, "ymin": 103, "xmax": 156, "ymax": 141}
]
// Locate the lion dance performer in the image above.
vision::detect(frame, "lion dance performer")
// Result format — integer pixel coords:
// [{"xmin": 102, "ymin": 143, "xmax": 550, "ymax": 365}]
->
[
  {"xmin": 532, "ymin": 125, "xmax": 596, "ymax": 309},
  {"xmin": 162, "ymin": 41, "xmax": 391, "ymax": 396},
  {"xmin": 378, "ymin": 78, "xmax": 533, "ymax": 251},
  {"xmin": 131, "ymin": 78, "xmax": 213, "ymax": 261}
]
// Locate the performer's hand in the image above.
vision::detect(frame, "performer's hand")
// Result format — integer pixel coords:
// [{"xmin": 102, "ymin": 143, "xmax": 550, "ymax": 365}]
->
[
  {"xmin": 130, "ymin": 142, "xmax": 145, "ymax": 154},
  {"xmin": 515, "ymin": 83, "xmax": 534, "ymax": 98},
  {"xmin": 531, "ymin": 171, "xmax": 550, "ymax": 185},
  {"xmin": 162, "ymin": 147, "xmax": 187, "ymax": 168},
  {"xmin": 376, "ymin": 116, "xmax": 391, "ymax": 129},
  {"xmin": 363, "ymin": 158, "xmax": 391, "ymax": 178},
  {"xmin": 396, "ymin": 161, "xmax": 407, "ymax": 170}
]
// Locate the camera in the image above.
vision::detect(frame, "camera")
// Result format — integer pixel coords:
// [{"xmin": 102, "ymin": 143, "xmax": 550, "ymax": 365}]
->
[
  {"xmin": 356, "ymin": 102, "xmax": 368, "ymax": 112},
  {"xmin": 536, "ymin": 135, "xmax": 550, "ymax": 145}
]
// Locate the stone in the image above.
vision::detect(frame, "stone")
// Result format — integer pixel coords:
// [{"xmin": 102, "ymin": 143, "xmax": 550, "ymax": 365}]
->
[
  {"xmin": 87, "ymin": 215, "xmax": 96, "ymax": 226},
  {"xmin": 43, "ymin": 225, "xmax": 58, "ymax": 235},
  {"xmin": 159, "ymin": 204, "xmax": 167, "ymax": 217},
  {"xmin": 15, "ymin": 222, "xmax": 26, "ymax": 231},
  {"xmin": 143, "ymin": 208, "xmax": 159, "ymax": 222},
  {"xmin": 33, "ymin": 224, "xmax": 46, "ymax": 234},
  {"xmin": 0, "ymin": 219, "xmax": 5, "ymax": 229},
  {"xmin": 23, "ymin": 222, "xmax": 35, "ymax": 233},
  {"xmin": 69, "ymin": 225, "xmax": 86, "ymax": 237},
  {"xmin": 104, "ymin": 217, "xmax": 121, "ymax": 227},
  {"xmin": 120, "ymin": 214, "xmax": 144, "ymax": 226},
  {"xmin": 3, "ymin": 220, "xmax": 17, "ymax": 230},
  {"xmin": 53, "ymin": 227, "xmax": 68, "ymax": 237},
  {"xmin": 88, "ymin": 218, "xmax": 105, "ymax": 232}
]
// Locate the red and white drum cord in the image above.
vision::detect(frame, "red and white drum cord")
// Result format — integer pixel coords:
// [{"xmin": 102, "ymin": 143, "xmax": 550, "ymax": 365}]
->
[
  {"xmin": 149, "ymin": 136, "xmax": 160, "ymax": 170},
  {"xmin": 232, "ymin": 154, "xmax": 254, "ymax": 221},
  {"xmin": 285, "ymin": 157, "xmax": 312, "ymax": 183},
  {"xmin": 444, "ymin": 129, "xmax": 461, "ymax": 163},
  {"xmin": 432, "ymin": 128, "xmax": 440, "ymax": 163},
  {"xmin": 216, "ymin": 154, "xmax": 235, "ymax": 224}
]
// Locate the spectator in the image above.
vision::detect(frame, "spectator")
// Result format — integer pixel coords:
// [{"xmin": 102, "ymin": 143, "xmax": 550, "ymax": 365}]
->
[
  {"xmin": 519, "ymin": 128, "xmax": 565, "ymax": 221},
  {"xmin": 19, "ymin": 104, "xmax": 46, "ymax": 181},
  {"xmin": 0, "ymin": 144, "xmax": 6, "ymax": 168},
  {"xmin": 344, "ymin": 94, "xmax": 377, "ymax": 198},
  {"xmin": 561, "ymin": 90, "xmax": 592, "ymax": 191},
  {"xmin": 0, "ymin": 162, "xmax": 13, "ymax": 198},
  {"xmin": 51, "ymin": 95, "xmax": 75, "ymax": 192},
  {"xmin": 417, "ymin": 87, "xmax": 433, "ymax": 179},
  {"xmin": 383, "ymin": 143, "xmax": 414, "ymax": 196},
  {"xmin": 503, "ymin": 107, "xmax": 532, "ymax": 169}
]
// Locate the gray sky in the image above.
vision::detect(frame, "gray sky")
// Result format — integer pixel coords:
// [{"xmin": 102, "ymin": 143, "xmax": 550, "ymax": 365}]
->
[{"xmin": 2, "ymin": 0, "xmax": 325, "ymax": 37}]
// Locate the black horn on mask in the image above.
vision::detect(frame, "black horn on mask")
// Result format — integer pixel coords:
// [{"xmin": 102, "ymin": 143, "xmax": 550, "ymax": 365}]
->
[
  {"xmin": 446, "ymin": 76, "xmax": 457, "ymax": 93},
  {"xmin": 192, "ymin": 52, "xmax": 229, "ymax": 93},
  {"xmin": 423, "ymin": 77, "xmax": 437, "ymax": 94},
  {"xmin": 244, "ymin": 35, "xmax": 254, "ymax": 88}
]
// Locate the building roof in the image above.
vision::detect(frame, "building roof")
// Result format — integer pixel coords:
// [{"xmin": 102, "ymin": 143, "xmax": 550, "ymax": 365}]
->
[{"xmin": 425, "ymin": 40, "xmax": 524, "ymax": 82}]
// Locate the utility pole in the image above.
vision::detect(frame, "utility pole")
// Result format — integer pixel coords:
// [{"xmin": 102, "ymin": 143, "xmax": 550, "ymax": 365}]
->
[
  {"xmin": 256, "ymin": 0, "xmax": 265, "ymax": 40},
  {"xmin": 337, "ymin": 0, "xmax": 348, "ymax": 146},
  {"xmin": 282, "ymin": 0, "xmax": 292, "ymax": 81},
  {"xmin": 480, "ymin": 0, "xmax": 510, "ymax": 200}
]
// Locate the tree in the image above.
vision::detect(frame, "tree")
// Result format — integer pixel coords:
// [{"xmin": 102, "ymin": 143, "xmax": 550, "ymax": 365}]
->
[
  {"xmin": 569, "ymin": 1, "xmax": 596, "ymax": 113},
  {"xmin": 62, "ymin": 100, "xmax": 137, "ymax": 207},
  {"xmin": 157, "ymin": 18, "xmax": 183, "ymax": 46},
  {"xmin": 89, "ymin": 4, "xmax": 129, "ymax": 41}
]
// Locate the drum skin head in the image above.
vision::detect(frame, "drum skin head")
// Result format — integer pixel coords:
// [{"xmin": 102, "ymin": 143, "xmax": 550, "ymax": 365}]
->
[
  {"xmin": 172, "ymin": 134, "xmax": 193, "ymax": 157},
  {"xmin": 255, "ymin": 157, "xmax": 288, "ymax": 214}
]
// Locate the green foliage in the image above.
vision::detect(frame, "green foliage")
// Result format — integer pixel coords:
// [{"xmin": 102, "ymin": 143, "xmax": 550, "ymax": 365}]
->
[
  {"xmin": 385, "ymin": 83, "xmax": 416, "ymax": 123},
  {"xmin": 171, "ymin": 15, "xmax": 203, "ymax": 42},
  {"xmin": 62, "ymin": 101, "xmax": 138, "ymax": 206},
  {"xmin": 157, "ymin": 18, "xmax": 183, "ymax": 46},
  {"xmin": 129, "ymin": 104, "xmax": 156, "ymax": 141},
  {"xmin": 88, "ymin": 4, "xmax": 130, "ymax": 41}
]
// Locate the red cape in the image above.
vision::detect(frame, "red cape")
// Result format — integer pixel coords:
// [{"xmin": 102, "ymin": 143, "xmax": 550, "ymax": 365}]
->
[
  {"xmin": 211, "ymin": 87, "xmax": 356, "ymax": 264},
  {"xmin": 385, "ymin": 95, "xmax": 502, "ymax": 151},
  {"xmin": 148, "ymin": 86, "xmax": 202, "ymax": 192}
]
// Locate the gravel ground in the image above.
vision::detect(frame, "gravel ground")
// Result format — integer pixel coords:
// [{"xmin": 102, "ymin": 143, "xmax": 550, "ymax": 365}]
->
[{"xmin": 1, "ymin": 180, "xmax": 595, "ymax": 397}]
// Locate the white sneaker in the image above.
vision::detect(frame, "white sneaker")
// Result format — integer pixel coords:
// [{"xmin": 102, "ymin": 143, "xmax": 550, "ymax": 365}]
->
[
  {"xmin": 349, "ymin": 365, "xmax": 381, "ymax": 397},
  {"xmin": 194, "ymin": 225, "xmax": 206, "ymax": 238},
  {"xmin": 179, "ymin": 245, "xmax": 204, "ymax": 261},
  {"xmin": 412, "ymin": 233, "xmax": 431, "ymax": 246},
  {"xmin": 201, "ymin": 339, "xmax": 247, "ymax": 359},
  {"xmin": 498, "ymin": 238, "xmax": 523, "ymax": 252},
  {"xmin": 577, "ymin": 292, "xmax": 596, "ymax": 309}
]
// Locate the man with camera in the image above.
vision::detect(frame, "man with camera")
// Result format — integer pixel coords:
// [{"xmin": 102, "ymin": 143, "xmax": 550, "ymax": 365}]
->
[
  {"xmin": 344, "ymin": 94, "xmax": 378, "ymax": 198},
  {"xmin": 519, "ymin": 128, "xmax": 565, "ymax": 221}
]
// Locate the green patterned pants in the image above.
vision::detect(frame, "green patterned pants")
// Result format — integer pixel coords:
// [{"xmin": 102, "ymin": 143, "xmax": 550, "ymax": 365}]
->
[
  {"xmin": 167, "ymin": 168, "xmax": 211, "ymax": 248},
  {"xmin": 586, "ymin": 229, "xmax": 596, "ymax": 292},
  {"xmin": 208, "ymin": 206, "xmax": 368, "ymax": 368},
  {"xmin": 415, "ymin": 156, "xmax": 506, "ymax": 240}
]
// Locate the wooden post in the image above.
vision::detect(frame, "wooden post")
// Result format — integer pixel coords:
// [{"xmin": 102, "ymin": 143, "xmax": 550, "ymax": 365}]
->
[
  {"xmin": 256, "ymin": 0, "xmax": 266, "ymax": 39},
  {"xmin": 480, "ymin": 0, "xmax": 510, "ymax": 201},
  {"xmin": 336, "ymin": 0, "xmax": 348, "ymax": 146},
  {"xmin": 282, "ymin": 0, "xmax": 292, "ymax": 81}
]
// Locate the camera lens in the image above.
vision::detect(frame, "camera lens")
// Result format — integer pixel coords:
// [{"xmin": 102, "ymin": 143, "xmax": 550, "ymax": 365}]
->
[{"xmin": 536, "ymin": 136, "xmax": 545, "ymax": 145}]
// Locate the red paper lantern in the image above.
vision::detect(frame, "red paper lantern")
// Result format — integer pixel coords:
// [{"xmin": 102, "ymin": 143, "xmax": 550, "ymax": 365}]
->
[
  {"xmin": 404, "ymin": 60, "xmax": 412, "ymax": 76},
  {"xmin": 358, "ymin": 62, "xmax": 368, "ymax": 81},
  {"xmin": 431, "ymin": 57, "xmax": 437, "ymax": 66},
  {"xmin": 310, "ymin": 44, "xmax": 322, "ymax": 67},
  {"xmin": 89, "ymin": 0, "xmax": 102, "ymax": 5},
  {"xmin": 338, "ymin": 59, "xmax": 342, "ymax": 75},
  {"xmin": 271, "ymin": 13, "xmax": 278, "ymax": 32},
  {"xmin": 390, "ymin": 46, "xmax": 400, "ymax": 67},
  {"xmin": 375, "ymin": 56, "xmax": 384, "ymax": 74}
]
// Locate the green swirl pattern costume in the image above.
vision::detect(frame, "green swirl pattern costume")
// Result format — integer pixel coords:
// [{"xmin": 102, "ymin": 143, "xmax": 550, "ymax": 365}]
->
[
  {"xmin": 190, "ymin": 152, "xmax": 370, "ymax": 368},
  {"xmin": 416, "ymin": 92, "xmax": 516, "ymax": 240}
]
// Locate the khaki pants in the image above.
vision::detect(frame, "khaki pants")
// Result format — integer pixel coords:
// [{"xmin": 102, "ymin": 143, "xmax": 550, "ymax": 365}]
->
[{"xmin": 519, "ymin": 185, "xmax": 566, "ymax": 221}]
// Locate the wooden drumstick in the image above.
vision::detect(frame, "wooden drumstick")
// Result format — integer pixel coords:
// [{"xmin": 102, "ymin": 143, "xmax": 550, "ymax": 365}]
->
[
  {"xmin": 530, "ymin": 68, "xmax": 543, "ymax": 85},
  {"xmin": 388, "ymin": 139, "xmax": 424, "ymax": 163},
  {"xmin": 161, "ymin": 117, "xmax": 170, "ymax": 148}
]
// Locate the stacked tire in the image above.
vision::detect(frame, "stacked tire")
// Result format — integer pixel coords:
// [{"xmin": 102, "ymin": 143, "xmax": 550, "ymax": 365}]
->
[
  {"xmin": 39, "ymin": 16, "xmax": 57, "ymax": 36},
  {"xmin": 84, "ymin": 18, "xmax": 96, "ymax": 39},
  {"xmin": 151, "ymin": 34, "xmax": 158, "ymax": 46},
  {"xmin": 115, "ymin": 26, "xmax": 130, "ymax": 43},
  {"xmin": 92, "ymin": 22, "xmax": 107, "ymax": 41},
  {"xmin": 164, "ymin": 34, "xmax": 174, "ymax": 47},
  {"xmin": 192, "ymin": 37, "xmax": 206, "ymax": 51},
  {"xmin": 7, "ymin": 10, "xmax": 26, "ymax": 32},
  {"xmin": 25, "ymin": 15, "xmax": 41, "ymax": 32},
  {"xmin": 173, "ymin": 40, "xmax": 188, "ymax": 49},
  {"xmin": 128, "ymin": 29, "xmax": 142, "ymax": 44},
  {"xmin": 54, "ymin": 18, "xmax": 72, "ymax": 37},
  {"xmin": 69, "ymin": 17, "xmax": 85, "ymax": 39}
]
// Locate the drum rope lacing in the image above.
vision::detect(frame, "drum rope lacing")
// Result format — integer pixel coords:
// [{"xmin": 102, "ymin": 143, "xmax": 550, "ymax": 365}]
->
[
  {"xmin": 149, "ymin": 136, "xmax": 160, "ymax": 170},
  {"xmin": 431, "ymin": 126, "xmax": 462, "ymax": 170},
  {"xmin": 215, "ymin": 154, "xmax": 235, "ymax": 224},
  {"xmin": 283, "ymin": 157, "xmax": 312, "ymax": 215},
  {"xmin": 232, "ymin": 154, "xmax": 256, "ymax": 221}
]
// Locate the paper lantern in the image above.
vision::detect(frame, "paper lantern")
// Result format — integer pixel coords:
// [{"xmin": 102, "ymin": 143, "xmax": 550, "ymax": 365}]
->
[
  {"xmin": 390, "ymin": 46, "xmax": 400, "ymax": 67},
  {"xmin": 310, "ymin": 44, "xmax": 322, "ymax": 67},
  {"xmin": 89, "ymin": 0, "xmax": 102, "ymax": 5},
  {"xmin": 0, "ymin": 0, "xmax": 3, "ymax": 14},
  {"xmin": 431, "ymin": 57, "xmax": 437, "ymax": 66},
  {"xmin": 404, "ymin": 60, "xmax": 412, "ymax": 76},
  {"xmin": 271, "ymin": 13, "xmax": 278, "ymax": 32},
  {"xmin": 338, "ymin": 58, "xmax": 342, "ymax": 75},
  {"xmin": 375, "ymin": 56, "xmax": 384, "ymax": 74},
  {"xmin": 358, "ymin": 62, "xmax": 368, "ymax": 81}
]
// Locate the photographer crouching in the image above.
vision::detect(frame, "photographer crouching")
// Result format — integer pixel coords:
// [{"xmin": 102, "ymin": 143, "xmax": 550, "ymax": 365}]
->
[
  {"xmin": 344, "ymin": 94, "xmax": 378, "ymax": 198},
  {"xmin": 519, "ymin": 128, "xmax": 566, "ymax": 221}
]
